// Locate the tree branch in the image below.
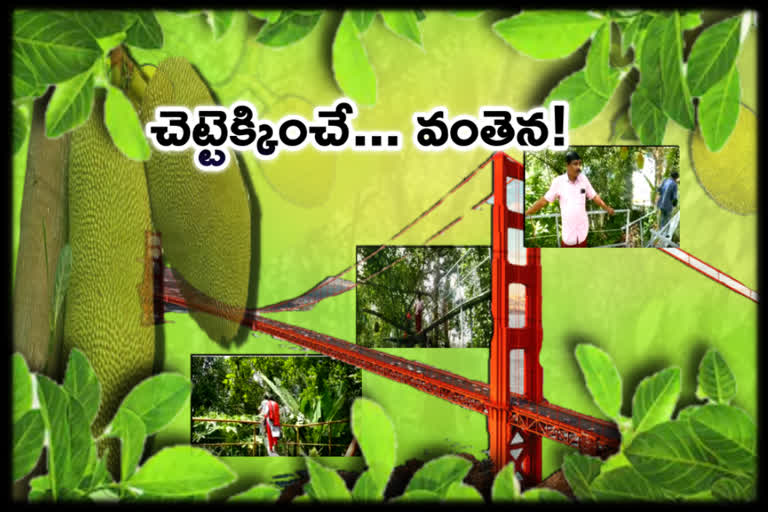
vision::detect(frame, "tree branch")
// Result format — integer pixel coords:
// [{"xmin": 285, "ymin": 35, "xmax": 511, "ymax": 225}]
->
[
  {"xmin": 420, "ymin": 290, "xmax": 491, "ymax": 335},
  {"xmin": 360, "ymin": 308, "xmax": 410, "ymax": 333}
]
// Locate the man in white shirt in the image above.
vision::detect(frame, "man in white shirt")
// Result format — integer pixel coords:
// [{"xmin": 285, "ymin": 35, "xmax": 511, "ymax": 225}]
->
[{"xmin": 526, "ymin": 150, "xmax": 614, "ymax": 247}]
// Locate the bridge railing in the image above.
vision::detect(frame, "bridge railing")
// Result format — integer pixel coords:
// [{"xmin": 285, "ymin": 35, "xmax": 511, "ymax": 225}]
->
[{"xmin": 192, "ymin": 417, "xmax": 352, "ymax": 456}]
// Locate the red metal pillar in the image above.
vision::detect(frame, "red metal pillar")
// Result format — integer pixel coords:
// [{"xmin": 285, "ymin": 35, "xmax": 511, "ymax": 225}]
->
[{"xmin": 488, "ymin": 153, "xmax": 543, "ymax": 487}]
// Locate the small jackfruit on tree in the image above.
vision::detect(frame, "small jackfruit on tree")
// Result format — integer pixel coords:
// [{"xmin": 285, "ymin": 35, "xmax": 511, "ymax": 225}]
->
[{"xmin": 140, "ymin": 57, "xmax": 252, "ymax": 344}]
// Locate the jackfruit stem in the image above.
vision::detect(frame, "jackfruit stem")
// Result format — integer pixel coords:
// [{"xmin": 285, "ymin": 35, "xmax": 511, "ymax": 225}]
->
[{"xmin": 108, "ymin": 45, "xmax": 150, "ymax": 110}]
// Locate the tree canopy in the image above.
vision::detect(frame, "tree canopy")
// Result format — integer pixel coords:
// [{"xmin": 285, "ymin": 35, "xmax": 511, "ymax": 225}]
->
[
  {"xmin": 191, "ymin": 355, "xmax": 361, "ymax": 456},
  {"xmin": 356, "ymin": 246, "xmax": 492, "ymax": 348}
]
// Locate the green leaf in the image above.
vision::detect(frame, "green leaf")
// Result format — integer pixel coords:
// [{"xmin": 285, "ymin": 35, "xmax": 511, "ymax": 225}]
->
[
  {"xmin": 249, "ymin": 10, "xmax": 282, "ymax": 24},
  {"xmin": 575, "ymin": 344, "xmax": 622, "ymax": 420},
  {"xmin": 333, "ymin": 13, "xmax": 377, "ymax": 107},
  {"xmin": 125, "ymin": 11, "xmax": 164, "ymax": 49},
  {"xmin": 585, "ymin": 23, "xmax": 618, "ymax": 97},
  {"xmin": 207, "ymin": 10, "xmax": 234, "ymax": 40},
  {"xmin": 562, "ymin": 452, "xmax": 601, "ymax": 501},
  {"xmin": 520, "ymin": 488, "xmax": 570, "ymax": 501},
  {"xmin": 405, "ymin": 455, "xmax": 472, "ymax": 498},
  {"xmin": 29, "ymin": 475, "xmax": 52, "ymax": 502},
  {"xmin": 659, "ymin": 13, "xmax": 695, "ymax": 129},
  {"xmin": 62, "ymin": 348, "xmax": 101, "ymax": 426},
  {"xmin": 711, "ymin": 476, "xmax": 755, "ymax": 502},
  {"xmin": 620, "ymin": 16, "xmax": 641, "ymax": 57},
  {"xmin": 88, "ymin": 489, "xmax": 120, "ymax": 502},
  {"xmin": 14, "ymin": 75, "xmax": 47, "ymax": 102},
  {"xmin": 414, "ymin": 10, "xmax": 427, "ymax": 22},
  {"xmin": 255, "ymin": 11, "xmax": 322, "ymax": 47},
  {"xmin": 45, "ymin": 68, "xmax": 94, "ymax": 139},
  {"xmin": 117, "ymin": 372, "xmax": 191, "ymax": 435},
  {"xmin": 392, "ymin": 489, "xmax": 440, "ymax": 502},
  {"xmin": 493, "ymin": 11, "xmax": 604, "ymax": 60},
  {"xmin": 127, "ymin": 446, "xmax": 236, "ymax": 497},
  {"xmin": 380, "ymin": 10, "xmax": 422, "ymax": 47},
  {"xmin": 12, "ymin": 353, "xmax": 34, "ymax": 423},
  {"xmin": 698, "ymin": 66, "xmax": 740, "ymax": 152},
  {"xmin": 67, "ymin": 396, "xmax": 94, "ymax": 489},
  {"xmin": 96, "ymin": 32, "xmax": 128, "ymax": 53},
  {"xmin": 72, "ymin": 10, "xmax": 135, "ymax": 39},
  {"xmin": 630, "ymin": 15, "xmax": 654, "ymax": 64},
  {"xmin": 444, "ymin": 482, "xmax": 484, "ymax": 502},
  {"xmin": 350, "ymin": 399, "xmax": 394, "ymax": 496},
  {"xmin": 687, "ymin": 405, "xmax": 756, "ymax": 472},
  {"xmin": 697, "ymin": 349, "xmax": 736, "ymax": 404},
  {"xmin": 687, "ymin": 15, "xmax": 741, "ymax": 96},
  {"xmin": 544, "ymin": 70, "xmax": 614, "ymax": 129},
  {"xmin": 13, "ymin": 104, "xmax": 29, "ymax": 155},
  {"xmin": 632, "ymin": 367, "xmax": 681, "ymax": 434},
  {"xmin": 304, "ymin": 457, "xmax": 352, "ymax": 501},
  {"xmin": 630, "ymin": 84, "xmax": 668, "ymax": 144},
  {"xmin": 625, "ymin": 420, "xmax": 738, "ymax": 495},
  {"xmin": 292, "ymin": 494, "xmax": 313, "ymax": 503},
  {"xmin": 13, "ymin": 10, "xmax": 101, "ymax": 92},
  {"xmin": 228, "ymin": 484, "xmax": 282, "ymax": 502},
  {"xmin": 36, "ymin": 375, "xmax": 71, "ymax": 500},
  {"xmin": 13, "ymin": 410, "xmax": 45, "ymax": 481},
  {"xmin": 590, "ymin": 465, "xmax": 670, "ymax": 500},
  {"xmin": 491, "ymin": 461, "xmax": 521, "ymax": 501},
  {"xmin": 87, "ymin": 448, "xmax": 114, "ymax": 491},
  {"xmin": 104, "ymin": 85, "xmax": 151, "ymax": 161},
  {"xmin": 452, "ymin": 10, "xmax": 484, "ymax": 19},
  {"xmin": 680, "ymin": 11, "xmax": 703, "ymax": 32},
  {"xmin": 675, "ymin": 405, "xmax": 699, "ymax": 421},
  {"xmin": 351, "ymin": 470, "xmax": 381, "ymax": 501},
  {"xmin": 348, "ymin": 10, "xmax": 376, "ymax": 33},
  {"xmin": 51, "ymin": 242, "xmax": 72, "ymax": 335},
  {"xmin": 108, "ymin": 407, "xmax": 146, "ymax": 481}
]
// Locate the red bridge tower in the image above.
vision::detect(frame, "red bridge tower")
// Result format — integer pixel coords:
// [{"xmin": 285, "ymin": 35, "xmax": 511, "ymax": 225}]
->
[{"xmin": 489, "ymin": 152, "xmax": 543, "ymax": 486}]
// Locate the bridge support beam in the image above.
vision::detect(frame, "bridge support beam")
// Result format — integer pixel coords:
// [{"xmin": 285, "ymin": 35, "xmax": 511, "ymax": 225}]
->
[{"xmin": 489, "ymin": 153, "xmax": 543, "ymax": 487}]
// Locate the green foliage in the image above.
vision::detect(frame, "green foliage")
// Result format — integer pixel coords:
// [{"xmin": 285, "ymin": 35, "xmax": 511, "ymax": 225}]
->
[
  {"xmin": 332, "ymin": 13, "xmax": 377, "ymax": 107},
  {"xmin": 696, "ymin": 348, "xmax": 736, "ymax": 404},
  {"xmin": 493, "ymin": 11, "xmax": 605, "ymax": 60},
  {"xmin": 563, "ymin": 344, "xmax": 757, "ymax": 501},
  {"xmin": 356, "ymin": 246, "xmax": 491, "ymax": 348},
  {"xmin": 575, "ymin": 344, "xmax": 623, "ymax": 421},
  {"xmin": 191, "ymin": 355, "xmax": 361, "ymax": 456},
  {"xmin": 12, "ymin": 349, "xmax": 233, "ymax": 502},
  {"xmin": 494, "ymin": 10, "xmax": 750, "ymax": 146}
]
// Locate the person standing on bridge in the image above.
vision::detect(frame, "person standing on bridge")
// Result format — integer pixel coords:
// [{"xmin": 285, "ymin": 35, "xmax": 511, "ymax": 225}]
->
[
  {"xmin": 259, "ymin": 393, "xmax": 282, "ymax": 456},
  {"xmin": 656, "ymin": 171, "xmax": 679, "ymax": 230},
  {"xmin": 525, "ymin": 150, "xmax": 615, "ymax": 247}
]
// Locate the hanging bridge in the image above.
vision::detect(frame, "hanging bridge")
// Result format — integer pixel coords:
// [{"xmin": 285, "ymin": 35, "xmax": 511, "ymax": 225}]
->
[{"xmin": 143, "ymin": 151, "xmax": 757, "ymax": 487}]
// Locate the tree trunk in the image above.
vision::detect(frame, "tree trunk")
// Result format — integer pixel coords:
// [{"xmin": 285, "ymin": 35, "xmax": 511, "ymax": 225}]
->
[{"xmin": 12, "ymin": 89, "xmax": 70, "ymax": 501}]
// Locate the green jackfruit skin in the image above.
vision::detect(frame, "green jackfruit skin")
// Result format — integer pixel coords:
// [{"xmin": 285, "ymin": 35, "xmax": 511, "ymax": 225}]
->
[
  {"xmin": 64, "ymin": 95, "xmax": 155, "ymax": 476},
  {"xmin": 140, "ymin": 57, "xmax": 251, "ymax": 343}
]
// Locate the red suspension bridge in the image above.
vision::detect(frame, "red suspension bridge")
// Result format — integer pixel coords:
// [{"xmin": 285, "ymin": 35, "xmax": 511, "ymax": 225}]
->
[{"xmin": 143, "ymin": 151, "xmax": 757, "ymax": 487}]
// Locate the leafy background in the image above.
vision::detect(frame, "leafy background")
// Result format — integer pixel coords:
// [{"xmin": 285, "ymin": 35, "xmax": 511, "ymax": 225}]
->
[{"xmin": 11, "ymin": 9, "xmax": 757, "ymax": 499}]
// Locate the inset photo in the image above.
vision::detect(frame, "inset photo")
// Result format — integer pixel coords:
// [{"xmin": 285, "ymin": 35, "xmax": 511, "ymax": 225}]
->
[
  {"xmin": 191, "ymin": 354, "xmax": 361, "ymax": 457},
  {"xmin": 524, "ymin": 146, "xmax": 680, "ymax": 248},
  {"xmin": 356, "ymin": 246, "xmax": 492, "ymax": 348}
]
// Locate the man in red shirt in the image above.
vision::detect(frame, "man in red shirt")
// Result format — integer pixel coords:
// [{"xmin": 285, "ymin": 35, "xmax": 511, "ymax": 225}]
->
[{"xmin": 526, "ymin": 150, "xmax": 614, "ymax": 247}]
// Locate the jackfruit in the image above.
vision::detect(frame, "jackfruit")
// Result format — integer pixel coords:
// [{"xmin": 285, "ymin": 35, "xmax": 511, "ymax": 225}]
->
[
  {"xmin": 690, "ymin": 104, "xmax": 756, "ymax": 215},
  {"xmin": 63, "ymin": 92, "xmax": 155, "ymax": 475},
  {"xmin": 139, "ymin": 57, "xmax": 252, "ymax": 343}
]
